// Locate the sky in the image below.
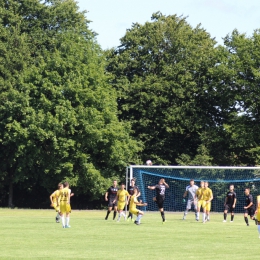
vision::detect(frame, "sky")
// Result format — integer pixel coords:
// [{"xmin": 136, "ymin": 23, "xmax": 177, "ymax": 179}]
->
[{"xmin": 76, "ymin": 0, "xmax": 260, "ymax": 49}]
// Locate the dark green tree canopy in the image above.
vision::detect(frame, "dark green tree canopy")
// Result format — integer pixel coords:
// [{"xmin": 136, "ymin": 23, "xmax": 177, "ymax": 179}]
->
[
  {"xmin": 0, "ymin": 0, "xmax": 140, "ymax": 207},
  {"xmin": 107, "ymin": 12, "xmax": 233, "ymax": 165}
]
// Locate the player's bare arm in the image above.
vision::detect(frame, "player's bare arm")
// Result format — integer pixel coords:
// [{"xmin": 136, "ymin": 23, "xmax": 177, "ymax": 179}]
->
[
  {"xmin": 148, "ymin": 186, "xmax": 155, "ymax": 190},
  {"xmin": 105, "ymin": 192, "xmax": 108, "ymax": 201},
  {"xmin": 67, "ymin": 190, "xmax": 71, "ymax": 204},
  {"xmin": 183, "ymin": 190, "xmax": 187, "ymax": 198},
  {"xmin": 135, "ymin": 201, "xmax": 147, "ymax": 207},
  {"xmin": 244, "ymin": 202, "xmax": 253, "ymax": 209},
  {"xmin": 163, "ymin": 179, "xmax": 169, "ymax": 188},
  {"xmin": 233, "ymin": 198, "xmax": 237, "ymax": 208},
  {"xmin": 207, "ymin": 194, "xmax": 213, "ymax": 203},
  {"xmin": 126, "ymin": 195, "xmax": 130, "ymax": 205},
  {"xmin": 113, "ymin": 194, "xmax": 118, "ymax": 204},
  {"xmin": 50, "ymin": 193, "xmax": 54, "ymax": 205}
]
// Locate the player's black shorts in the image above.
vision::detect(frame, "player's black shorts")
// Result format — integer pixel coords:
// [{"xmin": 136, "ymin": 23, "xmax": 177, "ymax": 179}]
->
[
  {"xmin": 225, "ymin": 204, "xmax": 235, "ymax": 212},
  {"xmin": 108, "ymin": 198, "xmax": 117, "ymax": 208},
  {"xmin": 155, "ymin": 196, "xmax": 165, "ymax": 209},
  {"xmin": 244, "ymin": 207, "xmax": 255, "ymax": 217}
]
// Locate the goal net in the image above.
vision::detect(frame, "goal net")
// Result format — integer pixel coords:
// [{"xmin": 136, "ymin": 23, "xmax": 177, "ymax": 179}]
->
[{"xmin": 126, "ymin": 166, "xmax": 260, "ymax": 213}]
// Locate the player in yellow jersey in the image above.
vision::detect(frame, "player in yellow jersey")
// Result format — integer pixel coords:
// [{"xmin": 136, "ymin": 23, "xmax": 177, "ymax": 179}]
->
[
  {"xmin": 195, "ymin": 181, "xmax": 206, "ymax": 222},
  {"xmin": 114, "ymin": 183, "xmax": 130, "ymax": 222},
  {"xmin": 255, "ymin": 195, "xmax": 260, "ymax": 237},
  {"xmin": 129, "ymin": 188, "xmax": 147, "ymax": 225},
  {"xmin": 203, "ymin": 181, "xmax": 213, "ymax": 222},
  {"xmin": 58, "ymin": 182, "xmax": 72, "ymax": 228},
  {"xmin": 50, "ymin": 183, "xmax": 63, "ymax": 223}
]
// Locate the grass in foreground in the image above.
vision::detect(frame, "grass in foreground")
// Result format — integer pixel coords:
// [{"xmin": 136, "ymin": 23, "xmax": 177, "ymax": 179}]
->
[{"xmin": 0, "ymin": 209, "xmax": 259, "ymax": 259}]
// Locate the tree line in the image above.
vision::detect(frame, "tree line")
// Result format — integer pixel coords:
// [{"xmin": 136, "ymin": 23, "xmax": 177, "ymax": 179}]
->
[{"xmin": 0, "ymin": 1, "xmax": 260, "ymax": 208}]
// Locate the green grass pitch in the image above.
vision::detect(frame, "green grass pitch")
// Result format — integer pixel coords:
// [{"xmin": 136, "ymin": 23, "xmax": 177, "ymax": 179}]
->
[{"xmin": 0, "ymin": 209, "xmax": 259, "ymax": 259}]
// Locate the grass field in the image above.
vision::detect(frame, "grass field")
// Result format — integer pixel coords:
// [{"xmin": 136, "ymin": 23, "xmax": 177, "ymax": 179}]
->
[{"xmin": 0, "ymin": 209, "xmax": 259, "ymax": 259}]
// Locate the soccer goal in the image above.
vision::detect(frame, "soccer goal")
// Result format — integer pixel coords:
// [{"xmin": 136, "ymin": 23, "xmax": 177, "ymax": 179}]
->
[{"xmin": 126, "ymin": 166, "xmax": 260, "ymax": 212}]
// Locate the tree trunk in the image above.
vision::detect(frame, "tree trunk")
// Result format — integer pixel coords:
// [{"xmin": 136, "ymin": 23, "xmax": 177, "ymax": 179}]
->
[{"xmin": 8, "ymin": 179, "xmax": 13, "ymax": 208}]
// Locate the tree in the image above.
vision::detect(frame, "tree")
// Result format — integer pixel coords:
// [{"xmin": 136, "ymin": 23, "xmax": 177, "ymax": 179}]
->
[
  {"xmin": 0, "ymin": 0, "xmax": 140, "ymax": 207},
  {"xmin": 217, "ymin": 30, "xmax": 260, "ymax": 166},
  {"xmin": 106, "ymin": 12, "xmax": 231, "ymax": 165}
]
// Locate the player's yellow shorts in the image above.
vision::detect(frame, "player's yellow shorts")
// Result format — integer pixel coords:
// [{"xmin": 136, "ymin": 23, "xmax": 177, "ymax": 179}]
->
[
  {"xmin": 256, "ymin": 211, "xmax": 260, "ymax": 221},
  {"xmin": 51, "ymin": 203, "xmax": 60, "ymax": 212},
  {"xmin": 204, "ymin": 202, "xmax": 211, "ymax": 211},
  {"xmin": 60, "ymin": 203, "xmax": 71, "ymax": 214},
  {"xmin": 129, "ymin": 208, "xmax": 139, "ymax": 216},
  {"xmin": 197, "ymin": 200, "xmax": 206, "ymax": 209},
  {"xmin": 117, "ymin": 201, "xmax": 126, "ymax": 210}
]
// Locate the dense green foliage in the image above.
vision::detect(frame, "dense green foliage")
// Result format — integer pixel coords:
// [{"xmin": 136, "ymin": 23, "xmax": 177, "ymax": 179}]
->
[
  {"xmin": 0, "ymin": 0, "xmax": 140, "ymax": 207},
  {"xmin": 107, "ymin": 12, "xmax": 260, "ymax": 167}
]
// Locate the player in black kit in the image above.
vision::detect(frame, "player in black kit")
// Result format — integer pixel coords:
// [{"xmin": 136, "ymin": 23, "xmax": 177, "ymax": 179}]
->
[
  {"xmin": 105, "ymin": 180, "xmax": 118, "ymax": 220},
  {"xmin": 223, "ymin": 184, "xmax": 237, "ymax": 222},
  {"xmin": 148, "ymin": 178, "xmax": 169, "ymax": 223},
  {"xmin": 244, "ymin": 188, "xmax": 257, "ymax": 226},
  {"xmin": 127, "ymin": 178, "xmax": 140, "ymax": 221}
]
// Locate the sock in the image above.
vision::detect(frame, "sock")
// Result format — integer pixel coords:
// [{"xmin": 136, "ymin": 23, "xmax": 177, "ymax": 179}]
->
[
  {"xmin": 183, "ymin": 210, "xmax": 188, "ymax": 217},
  {"xmin": 224, "ymin": 213, "xmax": 227, "ymax": 220},
  {"xmin": 136, "ymin": 214, "xmax": 143, "ymax": 222},
  {"xmin": 207, "ymin": 214, "xmax": 210, "ymax": 220},
  {"xmin": 113, "ymin": 211, "xmax": 117, "ymax": 220},
  {"xmin": 231, "ymin": 215, "xmax": 234, "ymax": 221},
  {"xmin": 61, "ymin": 216, "xmax": 65, "ymax": 227},
  {"xmin": 56, "ymin": 213, "xmax": 60, "ymax": 219},
  {"xmin": 117, "ymin": 212, "xmax": 121, "ymax": 221},
  {"xmin": 121, "ymin": 212, "xmax": 126, "ymax": 218},
  {"xmin": 258, "ymin": 225, "xmax": 260, "ymax": 234},
  {"xmin": 105, "ymin": 210, "xmax": 111, "ymax": 219},
  {"xmin": 128, "ymin": 212, "xmax": 132, "ymax": 219},
  {"xmin": 66, "ymin": 217, "xmax": 70, "ymax": 226},
  {"xmin": 197, "ymin": 212, "xmax": 200, "ymax": 219},
  {"xmin": 244, "ymin": 217, "xmax": 248, "ymax": 224},
  {"xmin": 161, "ymin": 211, "xmax": 165, "ymax": 221},
  {"xmin": 203, "ymin": 213, "xmax": 206, "ymax": 221}
]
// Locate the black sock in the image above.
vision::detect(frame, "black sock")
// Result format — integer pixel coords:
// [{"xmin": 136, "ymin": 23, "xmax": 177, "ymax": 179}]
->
[
  {"xmin": 128, "ymin": 212, "xmax": 132, "ymax": 219},
  {"xmin": 244, "ymin": 217, "xmax": 248, "ymax": 224},
  {"xmin": 113, "ymin": 211, "xmax": 117, "ymax": 220},
  {"xmin": 161, "ymin": 211, "xmax": 165, "ymax": 221},
  {"xmin": 224, "ymin": 213, "xmax": 227, "ymax": 220},
  {"xmin": 231, "ymin": 215, "xmax": 234, "ymax": 221},
  {"xmin": 105, "ymin": 210, "xmax": 111, "ymax": 220}
]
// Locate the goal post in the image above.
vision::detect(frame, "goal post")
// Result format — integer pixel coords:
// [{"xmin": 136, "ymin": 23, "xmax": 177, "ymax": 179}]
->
[{"xmin": 126, "ymin": 165, "xmax": 260, "ymax": 213}]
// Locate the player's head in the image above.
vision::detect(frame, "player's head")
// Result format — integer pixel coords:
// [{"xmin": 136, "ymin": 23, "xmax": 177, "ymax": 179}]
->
[
  {"xmin": 244, "ymin": 188, "xmax": 250, "ymax": 195},
  {"xmin": 229, "ymin": 184, "xmax": 234, "ymax": 191},
  {"xmin": 204, "ymin": 181, "xmax": 209, "ymax": 188},
  {"xmin": 131, "ymin": 178, "xmax": 136, "ymax": 185},
  {"xmin": 146, "ymin": 160, "xmax": 152, "ymax": 166},
  {"xmin": 133, "ymin": 187, "xmax": 138, "ymax": 194},
  {"xmin": 58, "ymin": 183, "xmax": 63, "ymax": 189},
  {"xmin": 63, "ymin": 181, "xmax": 69, "ymax": 188},
  {"xmin": 159, "ymin": 178, "xmax": 165, "ymax": 184},
  {"xmin": 120, "ymin": 182, "xmax": 125, "ymax": 189},
  {"xmin": 190, "ymin": 179, "xmax": 194, "ymax": 186},
  {"xmin": 200, "ymin": 181, "xmax": 205, "ymax": 188},
  {"xmin": 113, "ymin": 180, "xmax": 117, "ymax": 186}
]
